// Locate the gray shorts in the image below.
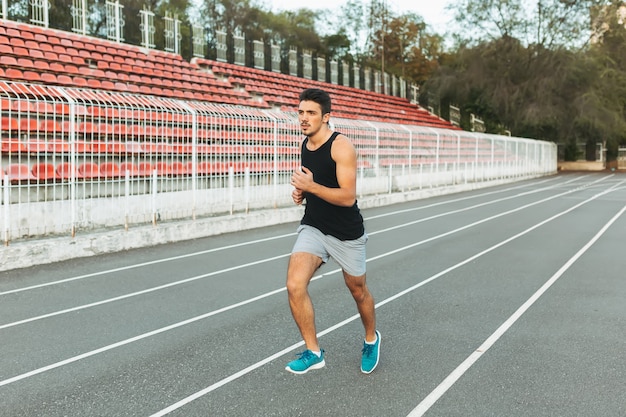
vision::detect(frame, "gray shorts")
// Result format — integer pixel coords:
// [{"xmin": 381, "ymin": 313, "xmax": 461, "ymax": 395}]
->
[{"xmin": 292, "ymin": 224, "xmax": 368, "ymax": 276}]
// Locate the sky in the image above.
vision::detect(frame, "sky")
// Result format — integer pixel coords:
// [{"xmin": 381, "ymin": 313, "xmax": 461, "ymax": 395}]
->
[{"xmin": 263, "ymin": 0, "xmax": 455, "ymax": 35}]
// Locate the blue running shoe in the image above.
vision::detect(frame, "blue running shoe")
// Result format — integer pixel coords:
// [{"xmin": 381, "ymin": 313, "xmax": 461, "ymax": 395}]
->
[
  {"xmin": 285, "ymin": 349, "xmax": 325, "ymax": 374},
  {"xmin": 361, "ymin": 330, "xmax": 381, "ymax": 374}
]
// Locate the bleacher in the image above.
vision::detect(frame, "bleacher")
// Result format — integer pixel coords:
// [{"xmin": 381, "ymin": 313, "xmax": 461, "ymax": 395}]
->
[
  {"xmin": 0, "ymin": 19, "xmax": 468, "ymax": 187},
  {"xmin": 0, "ymin": 20, "xmax": 557, "ymax": 242},
  {"xmin": 0, "ymin": 19, "xmax": 454, "ymax": 127}
]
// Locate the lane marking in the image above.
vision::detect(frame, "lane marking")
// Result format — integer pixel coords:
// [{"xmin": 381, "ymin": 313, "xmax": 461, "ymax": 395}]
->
[
  {"xmin": 406, "ymin": 202, "xmax": 626, "ymax": 417},
  {"xmin": 7, "ymin": 180, "xmax": 608, "ymax": 417},
  {"xmin": 2, "ymin": 179, "xmax": 616, "ymax": 408},
  {"xmin": 149, "ymin": 182, "xmax": 625, "ymax": 417},
  {"xmin": 0, "ymin": 175, "xmax": 609, "ymax": 331},
  {"xmin": 0, "ymin": 234, "xmax": 296, "ymax": 296},
  {"xmin": 0, "ymin": 254, "xmax": 289, "ymax": 331},
  {"xmin": 0, "ymin": 175, "xmax": 568, "ymax": 296}
]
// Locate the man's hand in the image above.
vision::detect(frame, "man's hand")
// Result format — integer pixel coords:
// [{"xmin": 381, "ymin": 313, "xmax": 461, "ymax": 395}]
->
[
  {"xmin": 292, "ymin": 188, "xmax": 304, "ymax": 205},
  {"xmin": 291, "ymin": 166, "xmax": 314, "ymax": 193}
]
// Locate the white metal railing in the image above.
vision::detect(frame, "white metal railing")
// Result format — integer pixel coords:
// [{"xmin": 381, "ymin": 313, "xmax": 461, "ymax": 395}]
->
[{"xmin": 1, "ymin": 82, "xmax": 558, "ymax": 243}]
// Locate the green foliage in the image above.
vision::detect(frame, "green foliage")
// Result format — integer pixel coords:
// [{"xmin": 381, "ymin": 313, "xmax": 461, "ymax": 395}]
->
[{"xmin": 425, "ymin": 0, "xmax": 626, "ymax": 158}]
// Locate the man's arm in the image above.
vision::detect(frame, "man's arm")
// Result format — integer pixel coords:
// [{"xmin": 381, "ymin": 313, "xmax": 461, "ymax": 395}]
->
[{"xmin": 290, "ymin": 135, "xmax": 357, "ymax": 207}]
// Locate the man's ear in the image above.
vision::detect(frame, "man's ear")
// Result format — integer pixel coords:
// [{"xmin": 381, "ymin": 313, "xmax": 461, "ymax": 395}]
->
[{"xmin": 322, "ymin": 113, "xmax": 331, "ymax": 123}]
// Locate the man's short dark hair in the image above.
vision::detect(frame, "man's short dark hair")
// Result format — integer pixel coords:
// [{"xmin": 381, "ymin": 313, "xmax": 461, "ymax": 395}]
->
[{"xmin": 299, "ymin": 88, "xmax": 332, "ymax": 115}]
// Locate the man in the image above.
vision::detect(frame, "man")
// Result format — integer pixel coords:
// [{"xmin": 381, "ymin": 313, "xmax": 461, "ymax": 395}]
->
[{"xmin": 286, "ymin": 88, "xmax": 380, "ymax": 375}]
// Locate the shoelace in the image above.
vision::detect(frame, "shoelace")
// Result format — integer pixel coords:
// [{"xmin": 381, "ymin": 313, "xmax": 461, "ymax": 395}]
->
[
  {"xmin": 296, "ymin": 350, "xmax": 318, "ymax": 363},
  {"xmin": 298, "ymin": 351, "xmax": 313, "ymax": 359},
  {"xmin": 362, "ymin": 343, "xmax": 374, "ymax": 357}
]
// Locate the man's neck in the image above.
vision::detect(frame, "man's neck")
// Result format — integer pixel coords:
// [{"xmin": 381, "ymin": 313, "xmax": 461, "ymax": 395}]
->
[{"xmin": 307, "ymin": 126, "xmax": 333, "ymax": 147}]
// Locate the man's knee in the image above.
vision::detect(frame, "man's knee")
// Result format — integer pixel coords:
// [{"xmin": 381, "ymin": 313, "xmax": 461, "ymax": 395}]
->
[
  {"xmin": 286, "ymin": 274, "xmax": 307, "ymax": 297},
  {"xmin": 344, "ymin": 274, "xmax": 368, "ymax": 299},
  {"xmin": 286, "ymin": 253, "xmax": 321, "ymax": 296}
]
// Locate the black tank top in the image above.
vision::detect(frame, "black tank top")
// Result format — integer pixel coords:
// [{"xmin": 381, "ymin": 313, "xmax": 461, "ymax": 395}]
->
[{"xmin": 300, "ymin": 131, "xmax": 364, "ymax": 240}]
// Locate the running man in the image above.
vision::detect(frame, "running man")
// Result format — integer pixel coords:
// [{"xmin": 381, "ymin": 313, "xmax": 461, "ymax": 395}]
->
[{"xmin": 285, "ymin": 88, "xmax": 380, "ymax": 375}]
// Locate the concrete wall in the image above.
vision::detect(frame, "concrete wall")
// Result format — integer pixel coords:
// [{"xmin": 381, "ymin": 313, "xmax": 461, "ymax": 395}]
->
[{"xmin": 0, "ymin": 173, "xmax": 553, "ymax": 272}]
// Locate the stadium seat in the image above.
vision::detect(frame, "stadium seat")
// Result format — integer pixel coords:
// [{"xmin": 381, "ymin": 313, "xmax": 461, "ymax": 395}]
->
[
  {"xmin": 56, "ymin": 162, "xmax": 80, "ymax": 180},
  {"xmin": 78, "ymin": 162, "xmax": 101, "ymax": 179},
  {"xmin": 156, "ymin": 143, "xmax": 173, "ymax": 154},
  {"xmin": 31, "ymin": 162, "xmax": 57, "ymax": 181},
  {"xmin": 197, "ymin": 161, "xmax": 213, "ymax": 175},
  {"xmin": 137, "ymin": 162, "xmax": 154, "ymax": 176},
  {"xmin": 26, "ymin": 140, "xmax": 50, "ymax": 153},
  {"xmin": 56, "ymin": 74, "xmax": 73, "ymax": 85},
  {"xmin": 100, "ymin": 162, "xmax": 121, "ymax": 178},
  {"xmin": 1, "ymin": 138, "xmax": 27, "ymax": 153},
  {"xmin": 1, "ymin": 117, "xmax": 19, "ymax": 131},
  {"xmin": 5, "ymin": 163, "xmax": 36, "ymax": 183},
  {"xmin": 20, "ymin": 118, "xmax": 40, "ymax": 132},
  {"xmin": 23, "ymin": 71, "xmax": 40, "ymax": 82},
  {"xmin": 170, "ymin": 161, "xmax": 188, "ymax": 175},
  {"xmin": 119, "ymin": 162, "xmax": 139, "ymax": 176},
  {"xmin": 108, "ymin": 142, "xmax": 126, "ymax": 154},
  {"xmin": 48, "ymin": 140, "xmax": 71, "ymax": 153},
  {"xmin": 154, "ymin": 161, "xmax": 172, "ymax": 176}
]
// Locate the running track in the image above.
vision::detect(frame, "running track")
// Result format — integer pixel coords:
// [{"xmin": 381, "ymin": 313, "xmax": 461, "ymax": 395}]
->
[{"xmin": 1, "ymin": 172, "xmax": 625, "ymax": 416}]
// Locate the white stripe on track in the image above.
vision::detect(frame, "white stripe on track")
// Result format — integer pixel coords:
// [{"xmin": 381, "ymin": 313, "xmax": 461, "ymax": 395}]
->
[
  {"xmin": 406, "ymin": 201, "xmax": 626, "ymax": 417},
  {"xmin": 0, "ymin": 175, "xmax": 609, "ymax": 331},
  {"xmin": 0, "ymin": 175, "xmax": 570, "ymax": 297},
  {"xmin": 0, "ymin": 234, "xmax": 296, "ymax": 296},
  {"xmin": 146, "ymin": 181, "xmax": 624, "ymax": 416},
  {"xmin": 0, "ymin": 177, "xmax": 616, "ymax": 393},
  {"xmin": 0, "ymin": 254, "xmax": 289, "ymax": 331}
]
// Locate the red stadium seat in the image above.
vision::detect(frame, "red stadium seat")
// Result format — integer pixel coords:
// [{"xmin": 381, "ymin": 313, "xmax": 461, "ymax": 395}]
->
[
  {"xmin": 5, "ymin": 163, "xmax": 36, "ymax": 183},
  {"xmin": 1, "ymin": 117, "xmax": 19, "ymax": 131},
  {"xmin": 90, "ymin": 141, "xmax": 109, "ymax": 154},
  {"xmin": 26, "ymin": 140, "xmax": 50, "ymax": 153},
  {"xmin": 56, "ymin": 74, "xmax": 73, "ymax": 85},
  {"xmin": 56, "ymin": 162, "xmax": 81, "ymax": 180},
  {"xmin": 154, "ymin": 161, "xmax": 171, "ymax": 176},
  {"xmin": 100, "ymin": 162, "xmax": 121, "ymax": 178},
  {"xmin": 40, "ymin": 120, "xmax": 63, "ymax": 132},
  {"xmin": 137, "ymin": 162, "xmax": 154, "ymax": 177},
  {"xmin": 170, "ymin": 161, "xmax": 189, "ymax": 175},
  {"xmin": 48, "ymin": 140, "xmax": 71, "ymax": 153},
  {"xmin": 196, "ymin": 161, "xmax": 208, "ymax": 175},
  {"xmin": 20, "ymin": 118, "xmax": 40, "ymax": 132},
  {"xmin": 1, "ymin": 138, "xmax": 27, "ymax": 153},
  {"xmin": 119, "ymin": 162, "xmax": 139, "ymax": 176},
  {"xmin": 78, "ymin": 162, "xmax": 101, "ymax": 179},
  {"xmin": 23, "ymin": 71, "xmax": 40, "ymax": 82},
  {"xmin": 108, "ymin": 142, "xmax": 126, "ymax": 153},
  {"xmin": 31, "ymin": 162, "xmax": 57, "ymax": 180}
]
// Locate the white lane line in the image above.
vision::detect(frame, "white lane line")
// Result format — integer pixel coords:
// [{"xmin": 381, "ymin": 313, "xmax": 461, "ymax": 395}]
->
[
  {"xmin": 0, "ymin": 175, "xmax": 608, "ymax": 331},
  {"xmin": 0, "ymin": 254, "xmax": 289, "ymax": 331},
  {"xmin": 364, "ymin": 176, "xmax": 559, "ymax": 221},
  {"xmin": 0, "ymin": 281, "xmax": 292, "ymax": 388},
  {"xmin": 406, "ymin": 202, "xmax": 626, "ymax": 417},
  {"xmin": 0, "ymin": 234, "xmax": 296, "ymax": 296},
  {"xmin": 0, "ymin": 175, "xmax": 569, "ymax": 297},
  {"xmin": 0, "ymin": 178, "xmax": 616, "ymax": 390},
  {"xmin": 149, "ymin": 312, "xmax": 364, "ymax": 417},
  {"xmin": 146, "ymin": 182, "xmax": 624, "ymax": 416}
]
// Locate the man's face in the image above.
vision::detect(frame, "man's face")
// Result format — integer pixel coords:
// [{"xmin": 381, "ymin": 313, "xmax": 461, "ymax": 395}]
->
[{"xmin": 298, "ymin": 100, "xmax": 329, "ymax": 137}]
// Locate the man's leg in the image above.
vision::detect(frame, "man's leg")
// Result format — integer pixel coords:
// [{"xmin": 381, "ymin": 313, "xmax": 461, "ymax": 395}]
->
[
  {"xmin": 343, "ymin": 271, "xmax": 376, "ymax": 342},
  {"xmin": 344, "ymin": 271, "xmax": 381, "ymax": 373},
  {"xmin": 286, "ymin": 252, "xmax": 323, "ymax": 351}
]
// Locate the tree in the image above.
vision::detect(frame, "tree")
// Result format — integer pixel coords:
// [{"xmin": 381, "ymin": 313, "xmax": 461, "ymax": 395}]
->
[
  {"xmin": 383, "ymin": 13, "xmax": 442, "ymax": 84},
  {"xmin": 451, "ymin": 0, "xmax": 608, "ymax": 49},
  {"xmin": 337, "ymin": 0, "xmax": 368, "ymax": 59}
]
